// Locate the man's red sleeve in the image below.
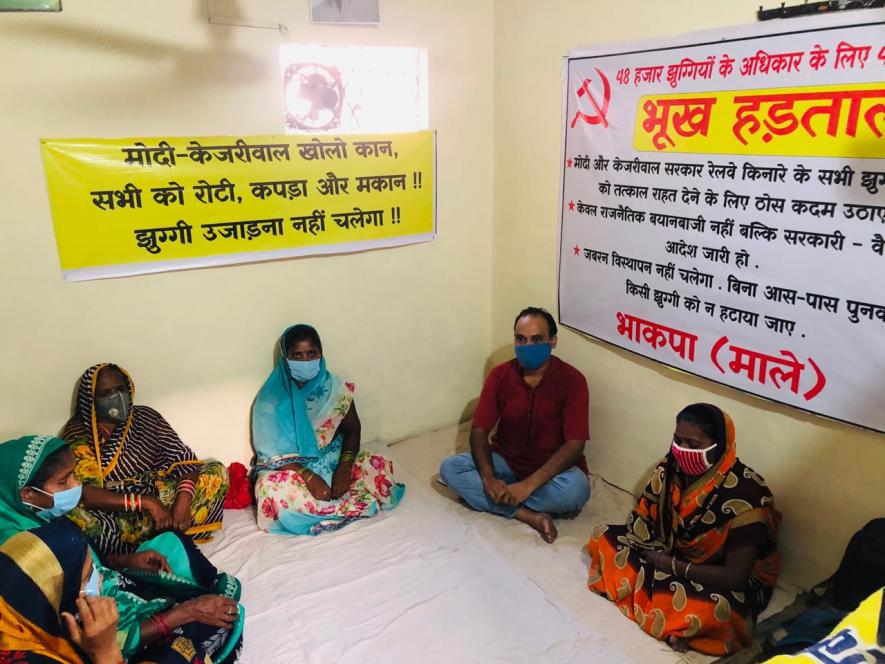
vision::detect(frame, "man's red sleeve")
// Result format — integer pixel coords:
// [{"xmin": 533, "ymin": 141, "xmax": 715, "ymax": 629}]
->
[
  {"xmin": 472, "ymin": 366, "xmax": 502, "ymax": 431},
  {"xmin": 562, "ymin": 370, "xmax": 590, "ymax": 442}
]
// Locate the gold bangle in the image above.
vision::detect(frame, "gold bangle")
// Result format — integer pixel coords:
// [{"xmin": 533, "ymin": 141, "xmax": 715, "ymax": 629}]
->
[
  {"xmin": 685, "ymin": 562, "xmax": 693, "ymax": 579},
  {"xmin": 671, "ymin": 555, "xmax": 678, "ymax": 576}
]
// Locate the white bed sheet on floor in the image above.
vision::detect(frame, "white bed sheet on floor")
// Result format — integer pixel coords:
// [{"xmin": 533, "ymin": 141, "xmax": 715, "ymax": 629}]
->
[
  {"xmin": 201, "ymin": 475, "xmax": 629, "ymax": 663},
  {"xmin": 200, "ymin": 425, "xmax": 798, "ymax": 664}
]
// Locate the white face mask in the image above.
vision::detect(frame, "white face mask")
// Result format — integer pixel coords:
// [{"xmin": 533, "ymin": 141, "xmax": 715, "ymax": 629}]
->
[
  {"xmin": 83, "ymin": 565, "xmax": 101, "ymax": 597},
  {"xmin": 670, "ymin": 439, "xmax": 717, "ymax": 475}
]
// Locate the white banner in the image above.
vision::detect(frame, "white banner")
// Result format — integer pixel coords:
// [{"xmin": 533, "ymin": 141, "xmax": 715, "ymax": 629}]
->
[{"xmin": 558, "ymin": 11, "xmax": 885, "ymax": 432}]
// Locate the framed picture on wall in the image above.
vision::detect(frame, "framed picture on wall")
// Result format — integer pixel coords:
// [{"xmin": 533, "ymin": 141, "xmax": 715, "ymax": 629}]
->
[
  {"xmin": 0, "ymin": 0, "xmax": 61, "ymax": 10},
  {"xmin": 309, "ymin": 0, "xmax": 379, "ymax": 25}
]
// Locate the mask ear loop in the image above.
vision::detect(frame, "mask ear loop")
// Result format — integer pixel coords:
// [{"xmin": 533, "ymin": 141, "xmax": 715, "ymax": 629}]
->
[
  {"xmin": 698, "ymin": 442, "xmax": 718, "ymax": 468},
  {"xmin": 20, "ymin": 485, "xmax": 53, "ymax": 510},
  {"xmin": 671, "ymin": 440, "xmax": 717, "ymax": 455}
]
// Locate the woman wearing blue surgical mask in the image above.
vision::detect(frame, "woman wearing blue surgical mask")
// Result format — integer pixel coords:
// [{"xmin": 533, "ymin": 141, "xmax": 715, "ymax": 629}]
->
[
  {"xmin": 18, "ymin": 445, "xmax": 83, "ymax": 520},
  {"xmin": 0, "ymin": 436, "xmax": 87, "ymax": 545},
  {"xmin": 251, "ymin": 324, "xmax": 404, "ymax": 535},
  {"xmin": 8, "ymin": 438, "xmax": 165, "ymax": 575}
]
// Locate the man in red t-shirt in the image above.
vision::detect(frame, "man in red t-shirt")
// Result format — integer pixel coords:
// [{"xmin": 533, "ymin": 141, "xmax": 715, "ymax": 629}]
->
[{"xmin": 439, "ymin": 307, "xmax": 590, "ymax": 543}]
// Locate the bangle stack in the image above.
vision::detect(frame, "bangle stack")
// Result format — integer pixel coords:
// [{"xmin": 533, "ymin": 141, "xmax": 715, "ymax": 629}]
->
[
  {"xmin": 339, "ymin": 451, "xmax": 356, "ymax": 464},
  {"xmin": 124, "ymin": 493, "xmax": 143, "ymax": 512},
  {"xmin": 176, "ymin": 479, "xmax": 196, "ymax": 499},
  {"xmin": 300, "ymin": 468, "xmax": 315, "ymax": 483},
  {"xmin": 149, "ymin": 613, "xmax": 171, "ymax": 638}
]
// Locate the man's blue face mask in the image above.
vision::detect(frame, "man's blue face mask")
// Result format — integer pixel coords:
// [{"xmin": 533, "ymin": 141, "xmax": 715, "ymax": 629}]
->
[{"xmin": 514, "ymin": 342, "xmax": 553, "ymax": 371}]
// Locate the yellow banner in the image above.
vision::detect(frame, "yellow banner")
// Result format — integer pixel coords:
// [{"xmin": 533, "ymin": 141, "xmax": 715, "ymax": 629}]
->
[
  {"xmin": 633, "ymin": 82, "xmax": 884, "ymax": 157},
  {"xmin": 41, "ymin": 131, "xmax": 436, "ymax": 280}
]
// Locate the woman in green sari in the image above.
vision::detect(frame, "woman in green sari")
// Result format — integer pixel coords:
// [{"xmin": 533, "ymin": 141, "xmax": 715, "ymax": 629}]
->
[{"xmin": 0, "ymin": 435, "xmax": 244, "ymax": 663}]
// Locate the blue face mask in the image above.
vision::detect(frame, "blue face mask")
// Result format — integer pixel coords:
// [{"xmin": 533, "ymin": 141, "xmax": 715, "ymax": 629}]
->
[
  {"xmin": 287, "ymin": 358, "xmax": 321, "ymax": 383},
  {"xmin": 83, "ymin": 565, "xmax": 101, "ymax": 597},
  {"xmin": 514, "ymin": 342, "xmax": 553, "ymax": 371},
  {"xmin": 26, "ymin": 484, "xmax": 83, "ymax": 520}
]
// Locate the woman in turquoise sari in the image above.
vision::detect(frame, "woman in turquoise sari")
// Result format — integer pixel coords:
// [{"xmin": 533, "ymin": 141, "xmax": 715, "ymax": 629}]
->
[
  {"xmin": 0, "ymin": 435, "xmax": 244, "ymax": 663},
  {"xmin": 252, "ymin": 324, "xmax": 404, "ymax": 535}
]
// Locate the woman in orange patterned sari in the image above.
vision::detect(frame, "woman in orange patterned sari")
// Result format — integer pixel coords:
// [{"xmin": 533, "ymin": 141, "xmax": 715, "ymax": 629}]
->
[{"xmin": 587, "ymin": 403, "xmax": 781, "ymax": 655}]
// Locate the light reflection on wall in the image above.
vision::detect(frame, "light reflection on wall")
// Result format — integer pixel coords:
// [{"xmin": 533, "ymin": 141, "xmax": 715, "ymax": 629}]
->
[{"xmin": 280, "ymin": 44, "xmax": 428, "ymax": 134}]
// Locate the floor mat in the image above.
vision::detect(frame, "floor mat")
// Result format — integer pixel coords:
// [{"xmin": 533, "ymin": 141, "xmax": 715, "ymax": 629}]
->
[{"xmin": 200, "ymin": 424, "xmax": 797, "ymax": 663}]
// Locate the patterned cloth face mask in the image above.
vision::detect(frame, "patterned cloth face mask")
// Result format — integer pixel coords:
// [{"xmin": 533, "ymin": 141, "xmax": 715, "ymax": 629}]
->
[{"xmin": 670, "ymin": 439, "xmax": 716, "ymax": 475}]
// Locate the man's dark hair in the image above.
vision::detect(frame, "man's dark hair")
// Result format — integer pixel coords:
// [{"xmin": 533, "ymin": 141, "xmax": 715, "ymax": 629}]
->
[
  {"xmin": 284, "ymin": 324, "xmax": 323, "ymax": 353},
  {"xmin": 513, "ymin": 306, "xmax": 557, "ymax": 338}
]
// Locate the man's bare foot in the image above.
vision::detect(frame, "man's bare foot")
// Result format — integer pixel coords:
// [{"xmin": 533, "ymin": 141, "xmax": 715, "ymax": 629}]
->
[
  {"xmin": 667, "ymin": 636, "xmax": 689, "ymax": 653},
  {"xmin": 514, "ymin": 508, "xmax": 557, "ymax": 543}
]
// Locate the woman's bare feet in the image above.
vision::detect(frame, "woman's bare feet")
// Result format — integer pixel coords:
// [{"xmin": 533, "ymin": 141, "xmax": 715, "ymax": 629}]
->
[
  {"xmin": 515, "ymin": 508, "xmax": 557, "ymax": 543},
  {"xmin": 667, "ymin": 636, "xmax": 690, "ymax": 653}
]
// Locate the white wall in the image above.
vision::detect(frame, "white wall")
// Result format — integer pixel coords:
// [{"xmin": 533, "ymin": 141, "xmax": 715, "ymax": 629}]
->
[
  {"xmin": 491, "ymin": 0, "xmax": 885, "ymax": 588},
  {"xmin": 0, "ymin": 0, "xmax": 494, "ymax": 462}
]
